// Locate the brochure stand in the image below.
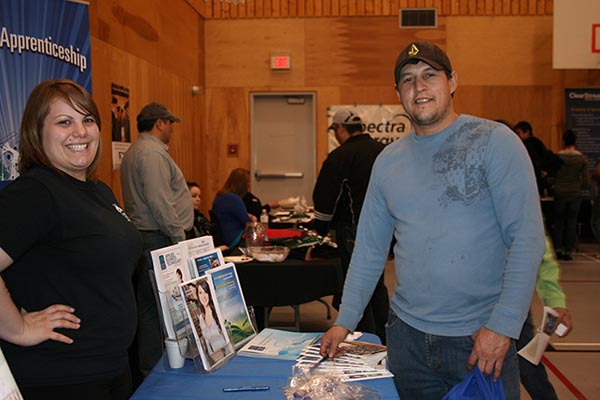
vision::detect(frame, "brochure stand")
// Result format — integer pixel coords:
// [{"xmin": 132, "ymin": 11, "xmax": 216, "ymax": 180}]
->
[
  {"xmin": 161, "ymin": 282, "xmax": 236, "ymax": 375},
  {"xmin": 182, "ymin": 315, "xmax": 235, "ymax": 374},
  {"xmin": 150, "ymin": 237, "xmax": 257, "ymax": 375}
]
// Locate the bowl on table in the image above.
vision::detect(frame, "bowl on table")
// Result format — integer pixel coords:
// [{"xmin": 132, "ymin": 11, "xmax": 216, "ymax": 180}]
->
[{"xmin": 248, "ymin": 245, "xmax": 290, "ymax": 262}]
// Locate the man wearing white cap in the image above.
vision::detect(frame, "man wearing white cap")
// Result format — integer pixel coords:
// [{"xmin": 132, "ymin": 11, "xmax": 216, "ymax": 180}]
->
[
  {"xmin": 313, "ymin": 109, "xmax": 389, "ymax": 343},
  {"xmin": 320, "ymin": 41, "xmax": 545, "ymax": 399}
]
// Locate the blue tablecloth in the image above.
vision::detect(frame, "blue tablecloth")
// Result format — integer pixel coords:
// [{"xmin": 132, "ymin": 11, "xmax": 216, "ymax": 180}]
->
[{"xmin": 131, "ymin": 333, "xmax": 400, "ymax": 399}]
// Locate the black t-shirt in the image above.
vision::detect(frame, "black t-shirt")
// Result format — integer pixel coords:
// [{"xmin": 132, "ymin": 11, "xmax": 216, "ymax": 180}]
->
[{"xmin": 0, "ymin": 166, "xmax": 142, "ymax": 387}]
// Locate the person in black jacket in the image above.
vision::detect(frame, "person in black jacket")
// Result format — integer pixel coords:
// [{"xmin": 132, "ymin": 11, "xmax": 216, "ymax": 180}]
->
[
  {"xmin": 313, "ymin": 109, "xmax": 389, "ymax": 343},
  {"xmin": 514, "ymin": 121, "xmax": 562, "ymax": 196}
]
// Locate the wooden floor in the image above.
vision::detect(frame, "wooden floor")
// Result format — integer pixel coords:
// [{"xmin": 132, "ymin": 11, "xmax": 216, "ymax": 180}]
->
[{"xmin": 266, "ymin": 240, "xmax": 600, "ymax": 399}]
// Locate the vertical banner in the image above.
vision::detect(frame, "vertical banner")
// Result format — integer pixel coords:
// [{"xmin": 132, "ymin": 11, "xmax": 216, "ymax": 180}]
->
[
  {"xmin": 0, "ymin": 0, "xmax": 91, "ymax": 187},
  {"xmin": 327, "ymin": 105, "xmax": 411, "ymax": 152},
  {"xmin": 565, "ymin": 88, "xmax": 600, "ymax": 170}
]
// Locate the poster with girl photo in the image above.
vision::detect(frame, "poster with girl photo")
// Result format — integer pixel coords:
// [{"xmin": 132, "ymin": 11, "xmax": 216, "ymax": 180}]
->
[{"xmin": 179, "ymin": 276, "xmax": 232, "ymax": 371}]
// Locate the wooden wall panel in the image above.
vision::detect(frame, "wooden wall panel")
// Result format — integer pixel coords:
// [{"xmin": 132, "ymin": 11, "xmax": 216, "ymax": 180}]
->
[
  {"xmin": 91, "ymin": 39, "xmax": 204, "ymax": 204},
  {"xmin": 304, "ymin": 17, "xmax": 445, "ymax": 87},
  {"xmin": 91, "ymin": 0, "xmax": 201, "ymax": 83},
  {"xmin": 454, "ymin": 85, "xmax": 555, "ymax": 146},
  {"xmin": 89, "ymin": 0, "xmax": 204, "ymax": 202},
  {"xmin": 204, "ymin": 19, "xmax": 306, "ymax": 87},
  {"xmin": 448, "ymin": 16, "xmax": 554, "ymax": 86}
]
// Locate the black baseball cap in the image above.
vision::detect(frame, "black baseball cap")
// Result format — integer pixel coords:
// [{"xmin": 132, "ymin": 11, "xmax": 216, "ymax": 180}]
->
[{"xmin": 394, "ymin": 41, "xmax": 453, "ymax": 83}]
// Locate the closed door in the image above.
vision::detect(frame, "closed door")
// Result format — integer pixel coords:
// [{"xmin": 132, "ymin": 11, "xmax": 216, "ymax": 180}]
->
[{"xmin": 250, "ymin": 93, "xmax": 316, "ymax": 207}]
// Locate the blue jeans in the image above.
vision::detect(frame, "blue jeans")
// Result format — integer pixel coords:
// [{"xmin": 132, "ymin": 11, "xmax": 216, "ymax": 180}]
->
[{"xmin": 386, "ymin": 310, "xmax": 521, "ymax": 400}]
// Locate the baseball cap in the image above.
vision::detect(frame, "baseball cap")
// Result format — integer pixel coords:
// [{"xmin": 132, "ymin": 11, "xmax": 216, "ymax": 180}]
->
[
  {"xmin": 328, "ymin": 109, "xmax": 363, "ymax": 131},
  {"xmin": 136, "ymin": 102, "xmax": 181, "ymax": 124},
  {"xmin": 393, "ymin": 41, "xmax": 453, "ymax": 83}
]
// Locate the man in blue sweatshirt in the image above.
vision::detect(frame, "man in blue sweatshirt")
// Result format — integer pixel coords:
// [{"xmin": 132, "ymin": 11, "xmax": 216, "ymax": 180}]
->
[{"xmin": 320, "ymin": 41, "xmax": 546, "ymax": 399}]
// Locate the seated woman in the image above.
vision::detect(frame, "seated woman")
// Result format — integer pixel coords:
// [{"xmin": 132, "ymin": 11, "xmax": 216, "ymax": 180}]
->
[
  {"xmin": 187, "ymin": 181, "xmax": 214, "ymax": 237},
  {"xmin": 211, "ymin": 169, "xmax": 256, "ymax": 247}
]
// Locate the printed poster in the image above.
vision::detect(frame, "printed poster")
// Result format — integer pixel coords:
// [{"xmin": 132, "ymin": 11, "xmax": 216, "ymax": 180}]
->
[
  {"xmin": 565, "ymin": 88, "xmax": 600, "ymax": 171},
  {"xmin": 327, "ymin": 105, "xmax": 411, "ymax": 152}
]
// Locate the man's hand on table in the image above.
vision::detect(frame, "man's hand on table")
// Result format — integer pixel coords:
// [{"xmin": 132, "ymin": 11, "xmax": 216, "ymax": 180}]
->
[
  {"xmin": 319, "ymin": 325, "xmax": 349, "ymax": 359},
  {"xmin": 468, "ymin": 327, "xmax": 510, "ymax": 381}
]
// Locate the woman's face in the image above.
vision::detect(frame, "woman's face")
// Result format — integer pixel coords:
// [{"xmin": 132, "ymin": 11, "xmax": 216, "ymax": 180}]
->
[
  {"xmin": 42, "ymin": 98, "xmax": 100, "ymax": 181},
  {"xmin": 190, "ymin": 186, "xmax": 202, "ymax": 210},
  {"xmin": 197, "ymin": 284, "xmax": 210, "ymax": 306}
]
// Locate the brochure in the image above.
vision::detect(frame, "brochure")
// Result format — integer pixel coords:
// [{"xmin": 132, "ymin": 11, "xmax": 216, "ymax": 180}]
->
[
  {"xmin": 178, "ymin": 236, "xmax": 215, "ymax": 277},
  {"xmin": 238, "ymin": 328, "xmax": 322, "ymax": 360},
  {"xmin": 151, "ymin": 244, "xmax": 191, "ymax": 340},
  {"xmin": 518, "ymin": 306, "xmax": 568, "ymax": 365},
  {"xmin": 191, "ymin": 248, "xmax": 225, "ymax": 278},
  {"xmin": 0, "ymin": 347, "xmax": 22, "ymax": 400},
  {"xmin": 206, "ymin": 263, "xmax": 257, "ymax": 348},
  {"xmin": 179, "ymin": 275, "xmax": 232, "ymax": 371},
  {"xmin": 295, "ymin": 342, "xmax": 392, "ymax": 382}
]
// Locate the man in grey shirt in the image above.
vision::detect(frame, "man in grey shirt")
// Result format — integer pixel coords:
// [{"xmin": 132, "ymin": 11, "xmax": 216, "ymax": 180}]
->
[{"xmin": 120, "ymin": 102, "xmax": 194, "ymax": 383}]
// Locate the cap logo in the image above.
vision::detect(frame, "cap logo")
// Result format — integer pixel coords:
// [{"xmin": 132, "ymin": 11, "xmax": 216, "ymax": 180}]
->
[{"xmin": 408, "ymin": 44, "xmax": 419, "ymax": 57}]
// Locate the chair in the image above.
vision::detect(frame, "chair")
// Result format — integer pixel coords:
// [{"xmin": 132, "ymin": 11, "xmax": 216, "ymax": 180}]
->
[{"xmin": 208, "ymin": 210, "xmax": 226, "ymax": 247}]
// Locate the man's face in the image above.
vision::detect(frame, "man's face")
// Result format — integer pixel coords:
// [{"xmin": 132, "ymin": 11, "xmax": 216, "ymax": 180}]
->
[
  {"xmin": 395, "ymin": 61, "xmax": 457, "ymax": 136},
  {"xmin": 157, "ymin": 119, "xmax": 174, "ymax": 144},
  {"xmin": 515, "ymin": 128, "xmax": 529, "ymax": 141}
]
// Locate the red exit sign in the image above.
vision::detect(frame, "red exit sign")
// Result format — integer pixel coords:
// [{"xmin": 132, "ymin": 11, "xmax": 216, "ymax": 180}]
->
[{"xmin": 270, "ymin": 55, "xmax": 291, "ymax": 70}]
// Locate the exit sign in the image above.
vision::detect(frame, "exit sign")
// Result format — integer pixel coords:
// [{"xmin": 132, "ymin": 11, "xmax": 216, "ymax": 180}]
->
[{"xmin": 270, "ymin": 54, "xmax": 291, "ymax": 70}]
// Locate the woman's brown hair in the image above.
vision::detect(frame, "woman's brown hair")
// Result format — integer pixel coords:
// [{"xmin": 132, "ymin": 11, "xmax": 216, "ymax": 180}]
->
[
  {"xmin": 217, "ymin": 168, "xmax": 250, "ymax": 197},
  {"xmin": 19, "ymin": 79, "xmax": 102, "ymax": 181}
]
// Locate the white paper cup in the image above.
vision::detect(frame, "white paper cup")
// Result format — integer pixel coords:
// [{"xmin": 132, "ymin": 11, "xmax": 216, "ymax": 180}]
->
[{"xmin": 165, "ymin": 338, "xmax": 186, "ymax": 369}]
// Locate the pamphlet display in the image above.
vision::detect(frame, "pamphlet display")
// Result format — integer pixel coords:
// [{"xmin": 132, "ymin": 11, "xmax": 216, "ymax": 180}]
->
[{"xmin": 151, "ymin": 236, "xmax": 256, "ymax": 374}]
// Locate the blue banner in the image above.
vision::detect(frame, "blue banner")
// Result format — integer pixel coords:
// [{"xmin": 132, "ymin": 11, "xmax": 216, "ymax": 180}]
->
[{"xmin": 0, "ymin": 0, "xmax": 91, "ymax": 184}]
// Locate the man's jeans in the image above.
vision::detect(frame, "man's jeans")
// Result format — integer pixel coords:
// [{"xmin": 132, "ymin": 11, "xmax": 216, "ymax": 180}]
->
[{"xmin": 386, "ymin": 310, "xmax": 521, "ymax": 400}]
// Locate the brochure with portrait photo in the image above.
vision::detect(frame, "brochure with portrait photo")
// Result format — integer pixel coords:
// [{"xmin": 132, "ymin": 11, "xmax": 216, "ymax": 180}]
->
[
  {"xmin": 206, "ymin": 263, "xmax": 257, "ymax": 349},
  {"xmin": 179, "ymin": 276, "xmax": 232, "ymax": 371}
]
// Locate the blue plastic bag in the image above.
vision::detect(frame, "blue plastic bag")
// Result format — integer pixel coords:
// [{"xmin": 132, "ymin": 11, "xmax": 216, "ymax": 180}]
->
[{"xmin": 441, "ymin": 368, "xmax": 506, "ymax": 400}]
